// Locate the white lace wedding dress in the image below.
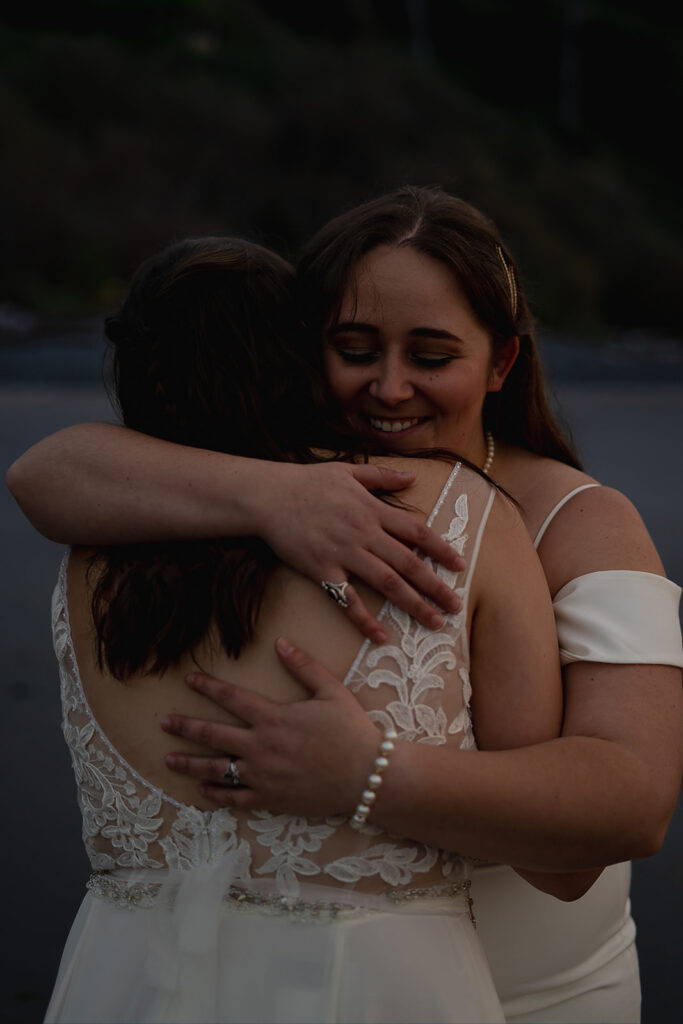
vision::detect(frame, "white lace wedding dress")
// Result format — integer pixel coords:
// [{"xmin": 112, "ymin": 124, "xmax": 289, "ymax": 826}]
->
[{"xmin": 45, "ymin": 464, "xmax": 504, "ymax": 1024}]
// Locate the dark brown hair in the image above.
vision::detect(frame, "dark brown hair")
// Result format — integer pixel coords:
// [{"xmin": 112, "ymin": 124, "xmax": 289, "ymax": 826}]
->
[
  {"xmin": 92, "ymin": 237, "xmax": 333, "ymax": 680},
  {"xmin": 296, "ymin": 185, "xmax": 581, "ymax": 468}
]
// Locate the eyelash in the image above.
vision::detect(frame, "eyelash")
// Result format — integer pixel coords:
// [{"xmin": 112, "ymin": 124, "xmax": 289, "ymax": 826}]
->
[
  {"xmin": 412, "ymin": 354, "xmax": 455, "ymax": 367},
  {"xmin": 335, "ymin": 349, "xmax": 455, "ymax": 368}
]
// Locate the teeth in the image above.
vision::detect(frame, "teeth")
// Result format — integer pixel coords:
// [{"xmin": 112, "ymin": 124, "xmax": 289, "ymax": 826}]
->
[{"xmin": 369, "ymin": 418, "xmax": 420, "ymax": 433}]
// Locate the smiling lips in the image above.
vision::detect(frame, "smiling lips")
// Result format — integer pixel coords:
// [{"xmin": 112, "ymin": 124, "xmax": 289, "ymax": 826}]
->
[{"xmin": 367, "ymin": 416, "xmax": 425, "ymax": 434}]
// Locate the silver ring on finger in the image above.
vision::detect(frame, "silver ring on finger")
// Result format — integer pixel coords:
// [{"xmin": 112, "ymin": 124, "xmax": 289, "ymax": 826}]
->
[
  {"xmin": 223, "ymin": 757, "xmax": 241, "ymax": 787},
  {"xmin": 321, "ymin": 579, "xmax": 350, "ymax": 608}
]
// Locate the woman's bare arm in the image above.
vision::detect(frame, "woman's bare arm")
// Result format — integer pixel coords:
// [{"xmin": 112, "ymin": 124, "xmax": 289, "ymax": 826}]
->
[
  {"xmin": 536, "ymin": 484, "xmax": 683, "ymax": 851},
  {"xmin": 164, "ymin": 655, "xmax": 680, "ymax": 869},
  {"xmin": 162, "ymin": 487, "xmax": 682, "ymax": 877},
  {"xmin": 6, "ymin": 423, "xmax": 466, "ymax": 639}
]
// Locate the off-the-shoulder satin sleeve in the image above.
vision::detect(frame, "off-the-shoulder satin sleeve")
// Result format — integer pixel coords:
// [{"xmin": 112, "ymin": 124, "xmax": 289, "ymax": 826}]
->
[{"xmin": 553, "ymin": 570, "xmax": 683, "ymax": 667}]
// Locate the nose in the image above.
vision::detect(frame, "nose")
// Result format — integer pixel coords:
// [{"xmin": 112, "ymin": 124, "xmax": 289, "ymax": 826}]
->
[{"xmin": 368, "ymin": 356, "xmax": 414, "ymax": 406}]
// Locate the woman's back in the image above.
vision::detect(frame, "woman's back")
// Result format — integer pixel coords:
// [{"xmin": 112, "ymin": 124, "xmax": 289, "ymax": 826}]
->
[
  {"xmin": 65, "ymin": 457, "xmax": 452, "ymax": 808},
  {"xmin": 58, "ymin": 457, "xmax": 553, "ymax": 906}
]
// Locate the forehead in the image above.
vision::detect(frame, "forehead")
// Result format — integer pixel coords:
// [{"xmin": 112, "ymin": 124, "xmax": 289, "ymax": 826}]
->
[
  {"xmin": 339, "ymin": 245, "xmax": 486, "ymax": 341},
  {"xmin": 344, "ymin": 245, "xmax": 467, "ymax": 314}
]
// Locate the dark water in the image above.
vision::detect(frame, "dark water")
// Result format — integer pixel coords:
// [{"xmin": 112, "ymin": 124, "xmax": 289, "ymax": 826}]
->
[{"xmin": 1, "ymin": 351, "xmax": 681, "ymax": 1023}]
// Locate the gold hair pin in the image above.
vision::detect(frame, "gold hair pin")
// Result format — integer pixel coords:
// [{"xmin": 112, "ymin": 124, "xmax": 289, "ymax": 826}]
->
[{"xmin": 496, "ymin": 245, "xmax": 518, "ymax": 319}]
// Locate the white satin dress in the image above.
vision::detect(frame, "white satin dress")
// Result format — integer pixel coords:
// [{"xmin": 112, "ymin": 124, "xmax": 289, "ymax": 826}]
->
[
  {"xmin": 45, "ymin": 465, "xmax": 506, "ymax": 1024},
  {"xmin": 474, "ymin": 484, "xmax": 683, "ymax": 1023}
]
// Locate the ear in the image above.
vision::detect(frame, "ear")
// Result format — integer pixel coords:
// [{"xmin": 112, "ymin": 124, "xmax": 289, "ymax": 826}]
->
[{"xmin": 487, "ymin": 336, "xmax": 519, "ymax": 392}]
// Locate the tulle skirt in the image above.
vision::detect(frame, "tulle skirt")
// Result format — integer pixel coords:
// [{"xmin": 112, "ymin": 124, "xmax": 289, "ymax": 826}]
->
[{"xmin": 45, "ymin": 876, "xmax": 503, "ymax": 1024}]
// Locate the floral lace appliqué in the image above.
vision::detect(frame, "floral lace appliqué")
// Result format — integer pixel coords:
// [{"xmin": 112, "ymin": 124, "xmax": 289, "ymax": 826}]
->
[{"xmin": 54, "ymin": 469, "xmax": 495, "ymax": 901}]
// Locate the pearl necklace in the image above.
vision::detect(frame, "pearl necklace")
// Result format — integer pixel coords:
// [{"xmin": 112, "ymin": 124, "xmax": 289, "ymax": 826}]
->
[{"xmin": 483, "ymin": 431, "xmax": 495, "ymax": 475}]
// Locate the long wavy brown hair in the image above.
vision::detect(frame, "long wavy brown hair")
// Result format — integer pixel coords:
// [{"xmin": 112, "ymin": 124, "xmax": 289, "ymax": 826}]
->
[{"xmin": 91, "ymin": 237, "xmax": 338, "ymax": 679}]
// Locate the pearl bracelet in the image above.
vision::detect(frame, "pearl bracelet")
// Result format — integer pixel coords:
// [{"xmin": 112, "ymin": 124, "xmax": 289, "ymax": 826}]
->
[{"xmin": 349, "ymin": 728, "xmax": 398, "ymax": 830}]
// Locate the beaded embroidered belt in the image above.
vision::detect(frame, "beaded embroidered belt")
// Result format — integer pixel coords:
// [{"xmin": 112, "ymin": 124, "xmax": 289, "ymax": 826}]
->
[{"xmin": 87, "ymin": 872, "xmax": 473, "ymax": 922}]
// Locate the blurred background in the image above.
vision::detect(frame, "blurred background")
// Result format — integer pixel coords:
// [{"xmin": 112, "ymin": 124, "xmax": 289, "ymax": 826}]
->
[
  {"xmin": 1, "ymin": 2, "xmax": 681, "ymax": 1022},
  {"xmin": 1, "ymin": 0, "xmax": 682, "ymax": 335}
]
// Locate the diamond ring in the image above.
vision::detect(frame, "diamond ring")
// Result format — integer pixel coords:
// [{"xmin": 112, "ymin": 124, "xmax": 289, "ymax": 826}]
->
[{"xmin": 321, "ymin": 580, "xmax": 350, "ymax": 608}]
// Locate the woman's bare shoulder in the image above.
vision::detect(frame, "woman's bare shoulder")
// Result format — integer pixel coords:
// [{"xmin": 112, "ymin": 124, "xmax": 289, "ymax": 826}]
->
[
  {"xmin": 497, "ymin": 445, "xmax": 597, "ymax": 511},
  {"xmin": 492, "ymin": 445, "xmax": 665, "ymax": 589},
  {"xmin": 538, "ymin": 484, "xmax": 665, "ymax": 590},
  {"xmin": 367, "ymin": 455, "xmax": 461, "ymax": 518}
]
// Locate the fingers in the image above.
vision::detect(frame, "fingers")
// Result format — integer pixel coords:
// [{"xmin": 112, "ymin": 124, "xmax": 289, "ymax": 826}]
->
[
  {"xmin": 320, "ymin": 552, "xmax": 457, "ymax": 632},
  {"xmin": 358, "ymin": 553, "xmax": 450, "ymax": 629},
  {"xmin": 351, "ymin": 463, "xmax": 415, "ymax": 492},
  {"xmin": 335, "ymin": 544, "xmax": 457, "ymax": 630},
  {"xmin": 198, "ymin": 784, "xmax": 260, "ymax": 810},
  {"xmin": 370, "ymin": 532, "xmax": 463, "ymax": 616},
  {"xmin": 274, "ymin": 637, "xmax": 348, "ymax": 698},
  {"xmin": 384, "ymin": 511, "xmax": 465, "ymax": 574},
  {"xmin": 165, "ymin": 751, "xmax": 240, "ymax": 783},
  {"xmin": 344, "ymin": 596, "xmax": 388, "ymax": 644},
  {"xmin": 349, "ymin": 462, "xmax": 465, "ymax": 574},
  {"xmin": 183, "ymin": 672, "xmax": 275, "ymax": 724},
  {"xmin": 161, "ymin": 711, "xmax": 251, "ymax": 754},
  {"xmin": 319, "ymin": 578, "xmax": 387, "ymax": 643},
  {"xmin": 165, "ymin": 752, "xmax": 262, "ymax": 811}
]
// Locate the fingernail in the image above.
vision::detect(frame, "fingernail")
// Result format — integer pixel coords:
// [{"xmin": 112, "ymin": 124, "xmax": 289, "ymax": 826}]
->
[
  {"xmin": 186, "ymin": 673, "xmax": 198, "ymax": 687},
  {"xmin": 165, "ymin": 753, "xmax": 176, "ymax": 766},
  {"xmin": 161, "ymin": 717, "xmax": 171, "ymax": 730},
  {"xmin": 429, "ymin": 612, "xmax": 444, "ymax": 629},
  {"xmin": 395, "ymin": 471, "xmax": 414, "ymax": 479},
  {"xmin": 275, "ymin": 636, "xmax": 294, "ymax": 655},
  {"xmin": 373, "ymin": 629, "xmax": 387, "ymax": 644}
]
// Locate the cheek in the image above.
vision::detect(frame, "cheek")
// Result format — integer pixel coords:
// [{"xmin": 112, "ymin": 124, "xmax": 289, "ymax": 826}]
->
[
  {"xmin": 430, "ymin": 369, "xmax": 488, "ymax": 415},
  {"xmin": 431, "ymin": 378, "xmax": 471, "ymax": 412}
]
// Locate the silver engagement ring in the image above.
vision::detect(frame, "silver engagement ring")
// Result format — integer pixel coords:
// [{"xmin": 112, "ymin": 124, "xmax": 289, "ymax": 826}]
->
[
  {"xmin": 223, "ymin": 758, "xmax": 241, "ymax": 787},
  {"xmin": 321, "ymin": 580, "xmax": 350, "ymax": 608}
]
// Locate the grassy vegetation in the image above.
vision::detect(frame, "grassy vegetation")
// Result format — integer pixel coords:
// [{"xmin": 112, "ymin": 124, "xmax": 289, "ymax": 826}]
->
[{"xmin": 1, "ymin": 1, "xmax": 681, "ymax": 337}]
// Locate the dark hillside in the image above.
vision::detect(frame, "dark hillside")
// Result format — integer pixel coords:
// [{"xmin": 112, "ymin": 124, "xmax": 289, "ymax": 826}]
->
[{"xmin": 1, "ymin": 1, "xmax": 681, "ymax": 337}]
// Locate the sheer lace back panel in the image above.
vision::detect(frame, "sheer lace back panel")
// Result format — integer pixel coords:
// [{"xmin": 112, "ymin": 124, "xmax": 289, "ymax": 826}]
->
[{"xmin": 54, "ymin": 464, "xmax": 496, "ymax": 901}]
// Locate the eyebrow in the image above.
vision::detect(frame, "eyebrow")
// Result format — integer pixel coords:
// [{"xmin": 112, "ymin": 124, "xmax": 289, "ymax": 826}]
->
[
  {"xmin": 328, "ymin": 322, "xmax": 463, "ymax": 342},
  {"xmin": 410, "ymin": 327, "xmax": 462, "ymax": 342},
  {"xmin": 327, "ymin": 322, "xmax": 378, "ymax": 336}
]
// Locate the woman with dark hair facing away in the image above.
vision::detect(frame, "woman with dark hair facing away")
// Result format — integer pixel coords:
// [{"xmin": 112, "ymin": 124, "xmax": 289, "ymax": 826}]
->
[
  {"xmin": 40, "ymin": 234, "xmax": 571, "ymax": 1023},
  {"xmin": 9, "ymin": 189, "xmax": 683, "ymax": 1023}
]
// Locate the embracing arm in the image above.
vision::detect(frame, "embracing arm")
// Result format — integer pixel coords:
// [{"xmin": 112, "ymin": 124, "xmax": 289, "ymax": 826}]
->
[
  {"xmin": 7, "ymin": 423, "xmax": 268, "ymax": 544},
  {"xmin": 6, "ymin": 423, "xmax": 464, "ymax": 638},
  {"xmin": 164, "ymin": 502, "xmax": 586, "ymax": 881},
  {"xmin": 167, "ymin": 657, "xmax": 680, "ymax": 871},
  {"xmin": 377, "ymin": 486, "xmax": 681, "ymax": 869},
  {"xmin": 376, "ymin": 487, "xmax": 683, "ymax": 867},
  {"xmin": 163, "ymin": 487, "xmax": 682, "ymax": 880},
  {"xmin": 377, "ymin": 667, "xmax": 681, "ymax": 861}
]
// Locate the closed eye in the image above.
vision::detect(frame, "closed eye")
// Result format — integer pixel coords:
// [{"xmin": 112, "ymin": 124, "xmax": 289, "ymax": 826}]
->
[
  {"xmin": 410, "ymin": 353, "xmax": 455, "ymax": 367},
  {"xmin": 334, "ymin": 348, "xmax": 380, "ymax": 364}
]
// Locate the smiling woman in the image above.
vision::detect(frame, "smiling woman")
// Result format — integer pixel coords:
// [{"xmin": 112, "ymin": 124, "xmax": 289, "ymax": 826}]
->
[
  {"xmin": 10, "ymin": 230, "xmax": 578, "ymax": 1024},
  {"xmin": 7, "ymin": 186, "xmax": 683, "ymax": 1024},
  {"xmin": 323, "ymin": 245, "xmax": 518, "ymax": 461}
]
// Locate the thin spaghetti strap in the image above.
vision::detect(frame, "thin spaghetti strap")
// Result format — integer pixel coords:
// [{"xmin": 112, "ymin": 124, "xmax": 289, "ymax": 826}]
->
[{"xmin": 533, "ymin": 484, "xmax": 601, "ymax": 549}]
